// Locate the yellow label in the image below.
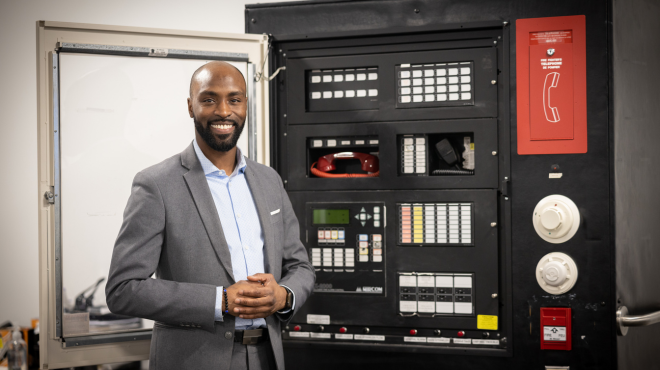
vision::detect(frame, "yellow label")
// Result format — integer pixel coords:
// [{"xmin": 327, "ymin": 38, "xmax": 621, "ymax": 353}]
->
[
  {"xmin": 470, "ymin": 143, "xmax": 475, "ymax": 150},
  {"xmin": 477, "ymin": 315, "xmax": 498, "ymax": 330}
]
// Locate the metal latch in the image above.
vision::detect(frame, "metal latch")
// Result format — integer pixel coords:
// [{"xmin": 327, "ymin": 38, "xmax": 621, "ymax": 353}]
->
[{"xmin": 44, "ymin": 187, "xmax": 55, "ymax": 204}]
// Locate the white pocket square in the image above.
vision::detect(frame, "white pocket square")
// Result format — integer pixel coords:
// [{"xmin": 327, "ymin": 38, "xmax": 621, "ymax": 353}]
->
[{"xmin": 270, "ymin": 209, "xmax": 281, "ymax": 215}]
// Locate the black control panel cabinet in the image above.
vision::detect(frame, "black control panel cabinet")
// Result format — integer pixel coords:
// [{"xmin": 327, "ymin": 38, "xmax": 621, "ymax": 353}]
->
[{"xmin": 246, "ymin": 0, "xmax": 628, "ymax": 369}]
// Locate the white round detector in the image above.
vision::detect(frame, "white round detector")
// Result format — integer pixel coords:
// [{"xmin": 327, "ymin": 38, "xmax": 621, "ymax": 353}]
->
[
  {"xmin": 535, "ymin": 252, "xmax": 578, "ymax": 295},
  {"xmin": 532, "ymin": 194, "xmax": 580, "ymax": 244}
]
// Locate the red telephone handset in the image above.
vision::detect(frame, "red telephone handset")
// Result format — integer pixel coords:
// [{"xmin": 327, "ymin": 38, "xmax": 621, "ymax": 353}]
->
[
  {"xmin": 543, "ymin": 72, "xmax": 561, "ymax": 123},
  {"xmin": 311, "ymin": 152, "xmax": 380, "ymax": 178}
]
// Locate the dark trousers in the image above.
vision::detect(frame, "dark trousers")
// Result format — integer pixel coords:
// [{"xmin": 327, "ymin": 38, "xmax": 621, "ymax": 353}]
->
[{"xmin": 229, "ymin": 340, "xmax": 276, "ymax": 370}]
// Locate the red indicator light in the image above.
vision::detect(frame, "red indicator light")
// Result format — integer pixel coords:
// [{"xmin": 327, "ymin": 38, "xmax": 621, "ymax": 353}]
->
[
  {"xmin": 293, "ymin": 325, "xmax": 301, "ymax": 332},
  {"xmin": 410, "ymin": 329, "xmax": 417, "ymax": 336},
  {"xmin": 339, "ymin": 327, "xmax": 347, "ymax": 333},
  {"xmin": 457, "ymin": 331, "xmax": 465, "ymax": 337}
]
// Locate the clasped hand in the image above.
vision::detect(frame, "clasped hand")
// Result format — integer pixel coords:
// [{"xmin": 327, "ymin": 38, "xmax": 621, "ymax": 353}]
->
[{"xmin": 225, "ymin": 273, "xmax": 287, "ymax": 319}]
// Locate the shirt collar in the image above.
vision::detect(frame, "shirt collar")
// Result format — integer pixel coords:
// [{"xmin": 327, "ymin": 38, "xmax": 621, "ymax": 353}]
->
[{"xmin": 193, "ymin": 139, "xmax": 247, "ymax": 177}]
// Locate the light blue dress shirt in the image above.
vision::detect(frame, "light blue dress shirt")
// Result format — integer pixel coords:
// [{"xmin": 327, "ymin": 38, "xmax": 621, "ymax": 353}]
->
[{"xmin": 192, "ymin": 140, "xmax": 293, "ymax": 330}]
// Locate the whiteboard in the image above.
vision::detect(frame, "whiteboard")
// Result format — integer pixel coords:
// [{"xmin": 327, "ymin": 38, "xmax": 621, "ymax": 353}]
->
[{"xmin": 59, "ymin": 53, "xmax": 248, "ymax": 327}]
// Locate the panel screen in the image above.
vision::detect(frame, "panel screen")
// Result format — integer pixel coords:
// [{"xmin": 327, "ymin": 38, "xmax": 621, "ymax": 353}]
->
[{"xmin": 313, "ymin": 209, "xmax": 350, "ymax": 224}]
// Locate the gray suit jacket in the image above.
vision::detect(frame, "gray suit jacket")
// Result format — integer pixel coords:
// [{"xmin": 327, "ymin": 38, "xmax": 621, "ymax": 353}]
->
[{"xmin": 106, "ymin": 143, "xmax": 315, "ymax": 370}]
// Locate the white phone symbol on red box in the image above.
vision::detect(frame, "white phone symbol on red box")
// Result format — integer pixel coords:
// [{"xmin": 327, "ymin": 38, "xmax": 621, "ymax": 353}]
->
[{"xmin": 543, "ymin": 72, "xmax": 560, "ymax": 122}]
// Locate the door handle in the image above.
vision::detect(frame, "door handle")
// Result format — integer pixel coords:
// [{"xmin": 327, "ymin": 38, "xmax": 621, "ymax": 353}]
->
[{"xmin": 616, "ymin": 306, "xmax": 660, "ymax": 336}]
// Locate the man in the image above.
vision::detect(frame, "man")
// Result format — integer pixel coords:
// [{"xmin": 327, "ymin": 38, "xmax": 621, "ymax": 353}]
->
[{"xmin": 106, "ymin": 61, "xmax": 315, "ymax": 370}]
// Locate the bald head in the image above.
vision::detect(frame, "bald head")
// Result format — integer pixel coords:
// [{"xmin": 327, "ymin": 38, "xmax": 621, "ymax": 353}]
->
[{"xmin": 189, "ymin": 61, "xmax": 246, "ymax": 98}]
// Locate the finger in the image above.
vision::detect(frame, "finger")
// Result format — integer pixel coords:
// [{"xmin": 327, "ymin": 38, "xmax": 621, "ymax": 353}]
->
[
  {"xmin": 234, "ymin": 297, "xmax": 273, "ymax": 307},
  {"xmin": 247, "ymin": 273, "xmax": 273, "ymax": 282},
  {"xmin": 233, "ymin": 305, "xmax": 272, "ymax": 315},
  {"xmin": 238, "ymin": 287, "xmax": 271, "ymax": 297},
  {"xmin": 238, "ymin": 313, "xmax": 270, "ymax": 319}
]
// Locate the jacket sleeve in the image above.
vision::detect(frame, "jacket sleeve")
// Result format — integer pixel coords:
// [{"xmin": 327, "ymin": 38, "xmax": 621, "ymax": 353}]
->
[
  {"xmin": 274, "ymin": 173, "xmax": 316, "ymax": 322},
  {"xmin": 105, "ymin": 170, "xmax": 217, "ymax": 331}
]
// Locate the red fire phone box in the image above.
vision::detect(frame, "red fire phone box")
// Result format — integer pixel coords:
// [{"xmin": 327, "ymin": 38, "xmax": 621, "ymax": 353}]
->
[{"xmin": 516, "ymin": 15, "xmax": 587, "ymax": 154}]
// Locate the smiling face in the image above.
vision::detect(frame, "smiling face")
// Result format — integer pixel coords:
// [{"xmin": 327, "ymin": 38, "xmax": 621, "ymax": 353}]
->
[{"xmin": 188, "ymin": 62, "xmax": 247, "ymax": 153}]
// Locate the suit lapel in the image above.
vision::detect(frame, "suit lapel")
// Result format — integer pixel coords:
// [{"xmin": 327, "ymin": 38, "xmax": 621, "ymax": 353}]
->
[
  {"xmin": 181, "ymin": 143, "xmax": 234, "ymax": 282},
  {"xmin": 244, "ymin": 162, "xmax": 276, "ymax": 274}
]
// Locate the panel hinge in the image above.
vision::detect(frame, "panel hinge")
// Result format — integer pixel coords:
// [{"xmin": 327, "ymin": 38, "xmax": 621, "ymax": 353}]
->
[
  {"xmin": 44, "ymin": 186, "xmax": 55, "ymax": 204},
  {"xmin": 501, "ymin": 176, "xmax": 510, "ymax": 197}
]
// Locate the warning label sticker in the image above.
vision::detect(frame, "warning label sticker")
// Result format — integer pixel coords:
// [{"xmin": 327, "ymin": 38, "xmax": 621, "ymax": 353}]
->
[
  {"xmin": 477, "ymin": 315, "xmax": 498, "ymax": 330},
  {"xmin": 543, "ymin": 326, "xmax": 567, "ymax": 341},
  {"xmin": 530, "ymin": 30, "xmax": 573, "ymax": 45}
]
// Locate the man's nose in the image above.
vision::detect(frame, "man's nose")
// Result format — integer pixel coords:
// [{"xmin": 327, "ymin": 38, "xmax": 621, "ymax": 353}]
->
[{"xmin": 215, "ymin": 100, "xmax": 232, "ymax": 118}]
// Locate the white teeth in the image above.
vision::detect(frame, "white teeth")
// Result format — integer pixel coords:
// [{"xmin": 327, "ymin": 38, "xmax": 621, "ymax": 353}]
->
[{"xmin": 211, "ymin": 124, "xmax": 233, "ymax": 130}]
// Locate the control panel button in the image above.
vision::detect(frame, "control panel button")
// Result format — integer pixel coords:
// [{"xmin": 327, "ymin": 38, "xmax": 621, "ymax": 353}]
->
[
  {"xmin": 294, "ymin": 325, "xmax": 302, "ymax": 332},
  {"xmin": 331, "ymin": 230, "xmax": 338, "ymax": 239},
  {"xmin": 374, "ymin": 206, "xmax": 380, "ymax": 213},
  {"xmin": 358, "ymin": 234, "xmax": 369, "ymax": 241},
  {"xmin": 374, "ymin": 221, "xmax": 381, "ymax": 227},
  {"xmin": 318, "ymin": 230, "xmax": 324, "ymax": 239},
  {"xmin": 410, "ymin": 329, "xmax": 418, "ymax": 336},
  {"xmin": 457, "ymin": 331, "xmax": 465, "ymax": 337},
  {"xmin": 339, "ymin": 327, "xmax": 347, "ymax": 333},
  {"xmin": 338, "ymin": 229, "xmax": 345, "ymax": 239},
  {"xmin": 324, "ymin": 230, "xmax": 331, "ymax": 239},
  {"xmin": 372, "ymin": 234, "xmax": 382, "ymax": 242}
]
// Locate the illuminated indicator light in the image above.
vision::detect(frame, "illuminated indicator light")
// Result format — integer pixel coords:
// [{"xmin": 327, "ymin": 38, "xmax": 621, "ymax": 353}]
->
[
  {"xmin": 410, "ymin": 329, "xmax": 418, "ymax": 336},
  {"xmin": 318, "ymin": 230, "xmax": 324, "ymax": 239},
  {"xmin": 457, "ymin": 331, "xmax": 465, "ymax": 337},
  {"xmin": 294, "ymin": 325, "xmax": 302, "ymax": 331},
  {"xmin": 339, "ymin": 327, "xmax": 347, "ymax": 333}
]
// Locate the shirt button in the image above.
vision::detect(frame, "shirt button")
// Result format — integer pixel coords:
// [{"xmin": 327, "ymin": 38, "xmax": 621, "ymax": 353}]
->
[
  {"xmin": 237, "ymin": 214, "xmax": 241, "ymax": 218},
  {"xmin": 244, "ymin": 245, "xmax": 249, "ymax": 250},
  {"xmin": 225, "ymin": 331, "xmax": 233, "ymax": 340}
]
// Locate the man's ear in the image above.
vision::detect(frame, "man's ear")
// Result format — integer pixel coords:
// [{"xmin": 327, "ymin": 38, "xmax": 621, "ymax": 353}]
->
[{"xmin": 187, "ymin": 97, "xmax": 194, "ymax": 118}]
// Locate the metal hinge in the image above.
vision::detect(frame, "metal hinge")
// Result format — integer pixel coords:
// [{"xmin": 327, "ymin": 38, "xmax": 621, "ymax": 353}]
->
[{"xmin": 44, "ymin": 186, "xmax": 55, "ymax": 204}]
